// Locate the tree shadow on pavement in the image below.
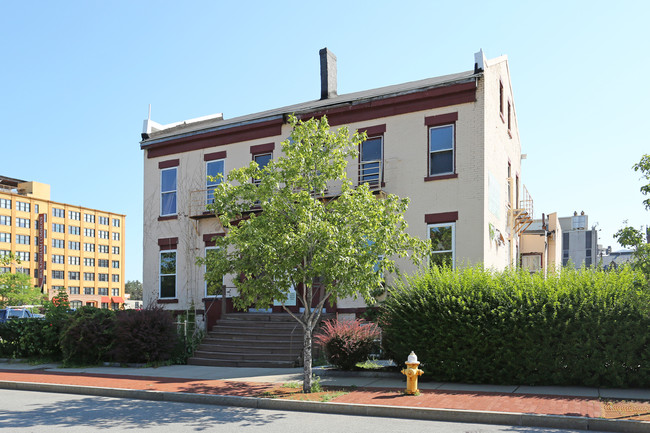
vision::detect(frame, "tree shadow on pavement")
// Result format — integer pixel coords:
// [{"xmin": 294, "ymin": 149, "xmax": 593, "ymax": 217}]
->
[{"xmin": 0, "ymin": 390, "xmax": 284, "ymax": 431}]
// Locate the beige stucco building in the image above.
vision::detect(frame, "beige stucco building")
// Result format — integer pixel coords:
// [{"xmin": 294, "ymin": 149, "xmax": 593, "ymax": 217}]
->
[
  {"xmin": 140, "ymin": 49, "xmax": 531, "ymax": 329},
  {"xmin": 0, "ymin": 176, "xmax": 126, "ymax": 309}
]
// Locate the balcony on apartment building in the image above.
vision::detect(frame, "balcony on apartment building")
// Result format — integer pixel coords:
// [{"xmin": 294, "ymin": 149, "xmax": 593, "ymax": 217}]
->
[{"xmin": 189, "ymin": 159, "xmax": 385, "ymax": 219}]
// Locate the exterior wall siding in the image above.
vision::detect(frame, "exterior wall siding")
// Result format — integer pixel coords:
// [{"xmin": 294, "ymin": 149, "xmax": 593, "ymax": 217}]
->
[{"xmin": 141, "ymin": 55, "xmax": 523, "ymax": 319}]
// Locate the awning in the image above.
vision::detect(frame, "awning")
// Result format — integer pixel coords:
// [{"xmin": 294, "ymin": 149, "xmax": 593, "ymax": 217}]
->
[
  {"xmin": 101, "ymin": 297, "xmax": 111, "ymax": 304},
  {"xmin": 111, "ymin": 297, "xmax": 124, "ymax": 303}
]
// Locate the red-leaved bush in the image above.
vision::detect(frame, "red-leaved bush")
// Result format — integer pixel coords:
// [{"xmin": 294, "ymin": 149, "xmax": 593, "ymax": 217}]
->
[
  {"xmin": 314, "ymin": 319, "xmax": 381, "ymax": 370},
  {"xmin": 112, "ymin": 307, "xmax": 179, "ymax": 364}
]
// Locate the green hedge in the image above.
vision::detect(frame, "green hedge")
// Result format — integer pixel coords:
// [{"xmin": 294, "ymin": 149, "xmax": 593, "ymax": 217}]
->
[
  {"xmin": 380, "ymin": 266, "xmax": 650, "ymax": 388},
  {"xmin": 0, "ymin": 306, "xmax": 189, "ymax": 366}
]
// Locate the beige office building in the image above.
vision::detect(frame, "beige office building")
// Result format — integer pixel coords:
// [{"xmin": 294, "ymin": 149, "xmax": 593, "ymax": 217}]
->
[
  {"xmin": 0, "ymin": 177, "xmax": 126, "ymax": 309},
  {"xmin": 140, "ymin": 50, "xmax": 532, "ymax": 329}
]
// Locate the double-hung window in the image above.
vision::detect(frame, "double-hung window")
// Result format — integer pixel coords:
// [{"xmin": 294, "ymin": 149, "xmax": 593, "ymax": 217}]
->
[
  {"xmin": 425, "ymin": 112, "xmax": 458, "ymax": 179},
  {"xmin": 204, "ymin": 247, "xmax": 225, "ymax": 297},
  {"xmin": 250, "ymin": 143, "xmax": 274, "ymax": 185},
  {"xmin": 253, "ymin": 153, "xmax": 272, "ymax": 185},
  {"xmin": 206, "ymin": 159, "xmax": 225, "ymax": 205},
  {"xmin": 358, "ymin": 124, "xmax": 386, "ymax": 188},
  {"xmin": 428, "ymin": 222, "xmax": 455, "ymax": 267},
  {"xmin": 161, "ymin": 167, "xmax": 177, "ymax": 216},
  {"xmin": 159, "ymin": 251, "xmax": 176, "ymax": 298},
  {"xmin": 360, "ymin": 137, "xmax": 383, "ymax": 187},
  {"xmin": 428, "ymin": 125, "xmax": 454, "ymax": 176}
]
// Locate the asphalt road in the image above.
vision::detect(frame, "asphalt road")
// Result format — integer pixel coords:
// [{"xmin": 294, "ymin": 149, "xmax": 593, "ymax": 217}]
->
[{"xmin": 0, "ymin": 389, "xmax": 609, "ymax": 433}]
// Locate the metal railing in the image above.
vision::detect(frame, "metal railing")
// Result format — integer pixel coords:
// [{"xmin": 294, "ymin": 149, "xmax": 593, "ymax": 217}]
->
[
  {"xmin": 189, "ymin": 188, "xmax": 214, "ymax": 218},
  {"xmin": 359, "ymin": 159, "xmax": 382, "ymax": 189}
]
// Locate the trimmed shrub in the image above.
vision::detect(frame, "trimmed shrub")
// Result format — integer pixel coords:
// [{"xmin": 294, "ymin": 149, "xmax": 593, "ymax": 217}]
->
[
  {"xmin": 60, "ymin": 306, "xmax": 116, "ymax": 365},
  {"xmin": 314, "ymin": 319, "xmax": 381, "ymax": 370},
  {"xmin": 380, "ymin": 265, "xmax": 650, "ymax": 388},
  {"xmin": 0, "ymin": 318, "xmax": 44, "ymax": 358},
  {"xmin": 112, "ymin": 307, "xmax": 179, "ymax": 364}
]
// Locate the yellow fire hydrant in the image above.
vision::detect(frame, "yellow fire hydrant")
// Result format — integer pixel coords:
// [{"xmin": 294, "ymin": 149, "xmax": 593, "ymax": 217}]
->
[{"xmin": 401, "ymin": 351, "xmax": 424, "ymax": 395}]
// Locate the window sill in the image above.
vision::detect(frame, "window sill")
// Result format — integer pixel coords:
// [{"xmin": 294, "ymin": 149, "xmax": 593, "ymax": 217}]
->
[
  {"xmin": 158, "ymin": 215, "xmax": 178, "ymax": 221},
  {"xmin": 157, "ymin": 298, "xmax": 178, "ymax": 304},
  {"xmin": 424, "ymin": 173, "xmax": 458, "ymax": 182}
]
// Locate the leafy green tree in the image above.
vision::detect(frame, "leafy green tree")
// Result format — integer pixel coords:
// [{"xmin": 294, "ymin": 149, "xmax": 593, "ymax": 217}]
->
[
  {"xmin": 124, "ymin": 280, "xmax": 143, "ymax": 300},
  {"xmin": 634, "ymin": 154, "xmax": 650, "ymax": 210},
  {"xmin": 0, "ymin": 253, "xmax": 43, "ymax": 307},
  {"xmin": 614, "ymin": 154, "xmax": 650, "ymax": 278},
  {"xmin": 200, "ymin": 115, "xmax": 428, "ymax": 392}
]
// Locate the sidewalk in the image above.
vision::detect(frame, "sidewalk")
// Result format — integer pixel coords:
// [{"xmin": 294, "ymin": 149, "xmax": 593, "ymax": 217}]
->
[{"xmin": 1, "ymin": 361, "xmax": 649, "ymax": 432}]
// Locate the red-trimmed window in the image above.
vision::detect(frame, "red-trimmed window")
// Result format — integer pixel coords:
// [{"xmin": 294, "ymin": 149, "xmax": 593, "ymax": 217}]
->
[
  {"xmin": 425, "ymin": 113, "xmax": 457, "ymax": 180},
  {"xmin": 205, "ymin": 152, "xmax": 225, "ymax": 205},
  {"xmin": 159, "ymin": 160, "xmax": 179, "ymax": 217},
  {"xmin": 250, "ymin": 143, "xmax": 274, "ymax": 185},
  {"xmin": 159, "ymin": 250, "xmax": 176, "ymax": 299},
  {"xmin": 358, "ymin": 124, "xmax": 385, "ymax": 188},
  {"xmin": 425, "ymin": 211, "xmax": 458, "ymax": 267}
]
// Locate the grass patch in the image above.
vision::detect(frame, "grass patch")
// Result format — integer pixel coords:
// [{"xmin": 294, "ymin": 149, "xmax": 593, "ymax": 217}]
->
[
  {"xmin": 355, "ymin": 360, "xmax": 384, "ymax": 369},
  {"xmin": 281, "ymin": 381, "xmax": 301, "ymax": 389}
]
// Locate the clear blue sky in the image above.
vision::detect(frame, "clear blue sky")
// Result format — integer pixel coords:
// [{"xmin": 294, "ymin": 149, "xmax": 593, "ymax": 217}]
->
[{"xmin": 1, "ymin": 1, "xmax": 648, "ymax": 282}]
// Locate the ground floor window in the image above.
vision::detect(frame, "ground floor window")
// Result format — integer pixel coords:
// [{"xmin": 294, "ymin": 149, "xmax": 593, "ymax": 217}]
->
[
  {"xmin": 428, "ymin": 222, "xmax": 455, "ymax": 267},
  {"xmin": 160, "ymin": 250, "xmax": 176, "ymax": 298},
  {"xmin": 204, "ymin": 247, "xmax": 225, "ymax": 297},
  {"xmin": 70, "ymin": 300, "xmax": 82, "ymax": 309}
]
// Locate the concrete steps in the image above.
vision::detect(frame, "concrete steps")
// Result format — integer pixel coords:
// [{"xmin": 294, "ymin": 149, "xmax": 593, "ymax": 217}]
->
[{"xmin": 189, "ymin": 313, "xmax": 330, "ymax": 368}]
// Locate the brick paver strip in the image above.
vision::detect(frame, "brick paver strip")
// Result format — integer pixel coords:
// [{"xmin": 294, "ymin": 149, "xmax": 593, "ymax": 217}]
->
[
  {"xmin": 333, "ymin": 388, "xmax": 602, "ymax": 418},
  {"xmin": 0, "ymin": 369, "xmax": 608, "ymax": 418}
]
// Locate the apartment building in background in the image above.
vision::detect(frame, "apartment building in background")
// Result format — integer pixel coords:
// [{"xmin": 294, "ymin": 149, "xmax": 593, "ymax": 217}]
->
[
  {"xmin": 140, "ymin": 49, "xmax": 532, "ymax": 329},
  {"xmin": 560, "ymin": 212, "xmax": 598, "ymax": 268},
  {"xmin": 0, "ymin": 176, "xmax": 126, "ymax": 309}
]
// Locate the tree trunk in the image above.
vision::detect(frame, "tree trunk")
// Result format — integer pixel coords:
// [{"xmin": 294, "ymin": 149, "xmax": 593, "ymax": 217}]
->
[{"xmin": 302, "ymin": 323, "xmax": 313, "ymax": 393}]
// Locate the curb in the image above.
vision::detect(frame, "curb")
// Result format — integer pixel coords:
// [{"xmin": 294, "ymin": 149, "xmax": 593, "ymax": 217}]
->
[{"xmin": 1, "ymin": 380, "xmax": 648, "ymax": 433}]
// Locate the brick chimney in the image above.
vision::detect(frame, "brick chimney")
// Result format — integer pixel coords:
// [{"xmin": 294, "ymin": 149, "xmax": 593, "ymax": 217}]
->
[{"xmin": 319, "ymin": 48, "xmax": 337, "ymax": 100}]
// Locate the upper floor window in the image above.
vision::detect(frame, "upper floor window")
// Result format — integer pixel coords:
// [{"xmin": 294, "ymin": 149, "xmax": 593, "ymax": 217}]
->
[
  {"xmin": 206, "ymin": 159, "xmax": 225, "ymax": 204},
  {"xmin": 507, "ymin": 101, "xmax": 512, "ymax": 131},
  {"xmin": 360, "ymin": 137, "xmax": 383, "ymax": 188},
  {"xmin": 499, "ymin": 81, "xmax": 504, "ymax": 116},
  {"xmin": 250, "ymin": 143, "xmax": 274, "ymax": 186},
  {"xmin": 112, "ymin": 218, "xmax": 120, "ymax": 227},
  {"xmin": 69, "ymin": 211, "xmax": 80, "ymax": 221},
  {"xmin": 99, "ymin": 216, "xmax": 109, "ymax": 225},
  {"xmin": 16, "ymin": 201, "xmax": 30, "ymax": 212},
  {"xmin": 0, "ymin": 199, "xmax": 10, "ymax": 209},
  {"xmin": 253, "ymin": 153, "xmax": 272, "ymax": 185},
  {"xmin": 0, "ymin": 216, "xmax": 10, "ymax": 226},
  {"xmin": 425, "ymin": 112, "xmax": 458, "ymax": 180},
  {"xmin": 84, "ymin": 214, "xmax": 95, "ymax": 223},
  {"xmin": 161, "ymin": 167, "xmax": 177, "ymax": 216},
  {"xmin": 16, "ymin": 218, "xmax": 30, "ymax": 228},
  {"xmin": 52, "ymin": 208, "xmax": 65, "ymax": 218},
  {"xmin": 428, "ymin": 125, "xmax": 454, "ymax": 177}
]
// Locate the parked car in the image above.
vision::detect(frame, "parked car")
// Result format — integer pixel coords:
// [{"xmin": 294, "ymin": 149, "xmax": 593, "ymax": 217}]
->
[{"xmin": 0, "ymin": 308, "xmax": 39, "ymax": 323}]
